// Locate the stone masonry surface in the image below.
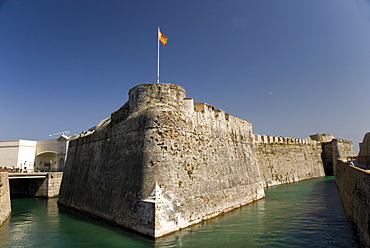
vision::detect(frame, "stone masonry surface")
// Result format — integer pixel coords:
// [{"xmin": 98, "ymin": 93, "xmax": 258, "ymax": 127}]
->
[
  {"xmin": 58, "ymin": 83, "xmax": 354, "ymax": 238},
  {"xmin": 36, "ymin": 172, "xmax": 63, "ymax": 198},
  {"xmin": 335, "ymin": 132, "xmax": 370, "ymax": 247},
  {"xmin": 254, "ymin": 135, "xmax": 325, "ymax": 187},
  {"xmin": 253, "ymin": 134, "xmax": 355, "ymax": 187},
  {"xmin": 336, "ymin": 160, "xmax": 370, "ymax": 247},
  {"xmin": 358, "ymin": 132, "xmax": 370, "ymax": 166},
  {"xmin": 0, "ymin": 172, "xmax": 11, "ymax": 226}
]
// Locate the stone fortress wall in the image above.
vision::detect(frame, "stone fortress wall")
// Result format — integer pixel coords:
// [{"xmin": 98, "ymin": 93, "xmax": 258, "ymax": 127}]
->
[
  {"xmin": 58, "ymin": 83, "xmax": 265, "ymax": 238},
  {"xmin": 0, "ymin": 172, "xmax": 11, "ymax": 226},
  {"xmin": 254, "ymin": 133, "xmax": 355, "ymax": 187},
  {"xmin": 357, "ymin": 132, "xmax": 370, "ymax": 166},
  {"xmin": 335, "ymin": 132, "xmax": 370, "ymax": 247},
  {"xmin": 254, "ymin": 134, "xmax": 325, "ymax": 187},
  {"xmin": 336, "ymin": 159, "xmax": 370, "ymax": 248},
  {"xmin": 58, "ymin": 83, "xmax": 355, "ymax": 238}
]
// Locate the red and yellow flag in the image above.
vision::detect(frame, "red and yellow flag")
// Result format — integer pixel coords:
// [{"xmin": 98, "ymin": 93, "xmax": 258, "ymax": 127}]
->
[{"xmin": 158, "ymin": 28, "xmax": 168, "ymax": 46}]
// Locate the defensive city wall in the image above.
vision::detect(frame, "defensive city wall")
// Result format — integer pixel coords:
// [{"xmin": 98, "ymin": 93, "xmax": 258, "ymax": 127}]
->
[
  {"xmin": 0, "ymin": 172, "xmax": 11, "ymax": 226},
  {"xmin": 335, "ymin": 132, "xmax": 370, "ymax": 247},
  {"xmin": 254, "ymin": 134, "xmax": 354, "ymax": 187},
  {"xmin": 58, "ymin": 83, "xmax": 355, "ymax": 238},
  {"xmin": 336, "ymin": 160, "xmax": 370, "ymax": 247},
  {"xmin": 254, "ymin": 134, "xmax": 324, "ymax": 188}
]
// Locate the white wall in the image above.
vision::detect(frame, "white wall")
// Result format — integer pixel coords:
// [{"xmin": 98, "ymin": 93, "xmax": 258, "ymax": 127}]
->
[
  {"xmin": 57, "ymin": 136, "xmax": 69, "ymax": 171},
  {"xmin": 0, "ymin": 138, "xmax": 68, "ymax": 172},
  {"xmin": 0, "ymin": 140, "xmax": 37, "ymax": 170},
  {"xmin": 36, "ymin": 139, "xmax": 58, "ymax": 155},
  {"xmin": 0, "ymin": 140, "xmax": 20, "ymax": 168},
  {"xmin": 17, "ymin": 140, "xmax": 37, "ymax": 171}
]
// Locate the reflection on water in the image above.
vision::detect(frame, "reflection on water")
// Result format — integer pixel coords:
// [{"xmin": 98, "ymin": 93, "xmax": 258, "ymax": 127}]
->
[
  {"xmin": 0, "ymin": 177, "xmax": 360, "ymax": 248},
  {"xmin": 156, "ymin": 177, "xmax": 359, "ymax": 248}
]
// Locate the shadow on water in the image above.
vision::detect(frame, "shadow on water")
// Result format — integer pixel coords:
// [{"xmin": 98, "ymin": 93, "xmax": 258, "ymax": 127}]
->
[
  {"xmin": 0, "ymin": 197, "xmax": 155, "ymax": 248},
  {"xmin": 0, "ymin": 177, "xmax": 360, "ymax": 248},
  {"xmin": 56, "ymin": 203, "xmax": 155, "ymax": 248}
]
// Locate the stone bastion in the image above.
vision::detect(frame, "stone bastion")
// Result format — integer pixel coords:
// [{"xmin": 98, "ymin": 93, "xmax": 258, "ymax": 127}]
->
[{"xmin": 58, "ymin": 83, "xmax": 354, "ymax": 238}]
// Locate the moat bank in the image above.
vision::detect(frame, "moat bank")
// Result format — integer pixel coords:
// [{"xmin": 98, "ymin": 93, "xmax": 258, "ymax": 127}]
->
[
  {"xmin": 0, "ymin": 177, "xmax": 359, "ymax": 248},
  {"xmin": 336, "ymin": 160, "xmax": 370, "ymax": 247},
  {"xmin": 0, "ymin": 172, "xmax": 11, "ymax": 226}
]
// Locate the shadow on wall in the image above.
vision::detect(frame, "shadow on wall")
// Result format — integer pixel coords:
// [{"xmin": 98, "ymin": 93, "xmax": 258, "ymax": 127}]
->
[
  {"xmin": 321, "ymin": 142, "xmax": 334, "ymax": 176},
  {"xmin": 58, "ymin": 108, "xmax": 155, "ymax": 237},
  {"xmin": 9, "ymin": 178, "xmax": 44, "ymax": 197}
]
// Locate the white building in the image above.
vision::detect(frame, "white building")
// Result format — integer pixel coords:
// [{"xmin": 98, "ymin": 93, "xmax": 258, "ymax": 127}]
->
[{"xmin": 0, "ymin": 136, "xmax": 70, "ymax": 172}]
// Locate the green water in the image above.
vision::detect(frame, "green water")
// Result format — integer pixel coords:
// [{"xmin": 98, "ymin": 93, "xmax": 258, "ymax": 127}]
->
[{"xmin": 0, "ymin": 177, "xmax": 360, "ymax": 247}]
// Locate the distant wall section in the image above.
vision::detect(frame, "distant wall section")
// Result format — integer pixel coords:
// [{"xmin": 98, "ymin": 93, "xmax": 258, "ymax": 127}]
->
[
  {"xmin": 311, "ymin": 133, "xmax": 356, "ymax": 176},
  {"xmin": 254, "ymin": 135, "xmax": 325, "ymax": 187},
  {"xmin": 253, "ymin": 133, "xmax": 355, "ymax": 188}
]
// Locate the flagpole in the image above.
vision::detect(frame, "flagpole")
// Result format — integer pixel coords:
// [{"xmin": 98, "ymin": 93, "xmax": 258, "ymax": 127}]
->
[{"xmin": 157, "ymin": 27, "xmax": 160, "ymax": 83}]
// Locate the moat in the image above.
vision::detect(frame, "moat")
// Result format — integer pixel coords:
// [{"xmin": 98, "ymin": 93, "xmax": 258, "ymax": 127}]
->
[{"xmin": 0, "ymin": 177, "xmax": 360, "ymax": 247}]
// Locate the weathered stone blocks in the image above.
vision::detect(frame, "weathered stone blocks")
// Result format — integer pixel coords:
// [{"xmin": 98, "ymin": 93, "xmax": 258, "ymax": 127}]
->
[
  {"xmin": 254, "ymin": 137, "xmax": 325, "ymax": 187},
  {"xmin": 0, "ymin": 172, "xmax": 11, "ymax": 226},
  {"xmin": 58, "ymin": 83, "xmax": 354, "ymax": 238},
  {"xmin": 58, "ymin": 83, "xmax": 265, "ymax": 237},
  {"xmin": 336, "ymin": 160, "xmax": 370, "ymax": 247}
]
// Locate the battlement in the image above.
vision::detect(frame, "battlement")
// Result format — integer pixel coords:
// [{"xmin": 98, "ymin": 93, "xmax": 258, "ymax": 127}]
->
[{"xmin": 254, "ymin": 134, "xmax": 318, "ymax": 145}]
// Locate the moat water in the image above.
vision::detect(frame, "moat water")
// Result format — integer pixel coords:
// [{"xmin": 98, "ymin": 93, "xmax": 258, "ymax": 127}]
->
[{"xmin": 0, "ymin": 177, "xmax": 360, "ymax": 248}]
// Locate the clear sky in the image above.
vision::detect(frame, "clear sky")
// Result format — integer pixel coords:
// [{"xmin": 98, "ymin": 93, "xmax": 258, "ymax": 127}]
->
[{"xmin": 1, "ymin": 0, "xmax": 370, "ymax": 152}]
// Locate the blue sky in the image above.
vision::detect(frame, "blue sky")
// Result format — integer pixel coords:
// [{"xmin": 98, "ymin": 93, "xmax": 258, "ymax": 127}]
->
[{"xmin": 1, "ymin": 0, "xmax": 370, "ymax": 152}]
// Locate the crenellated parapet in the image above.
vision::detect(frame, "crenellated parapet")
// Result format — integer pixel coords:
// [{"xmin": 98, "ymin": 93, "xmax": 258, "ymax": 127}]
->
[
  {"xmin": 187, "ymin": 101, "xmax": 253, "ymax": 144},
  {"xmin": 254, "ymin": 134, "xmax": 318, "ymax": 145}
]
